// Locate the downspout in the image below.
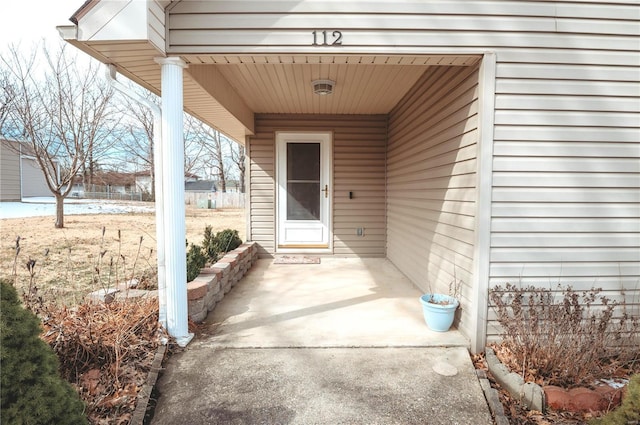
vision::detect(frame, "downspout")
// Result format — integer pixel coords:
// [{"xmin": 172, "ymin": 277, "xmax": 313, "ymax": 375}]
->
[{"xmin": 105, "ymin": 65, "xmax": 167, "ymax": 334}]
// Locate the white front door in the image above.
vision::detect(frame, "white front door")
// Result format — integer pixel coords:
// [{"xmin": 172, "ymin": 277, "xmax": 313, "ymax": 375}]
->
[{"xmin": 276, "ymin": 132, "xmax": 331, "ymax": 251}]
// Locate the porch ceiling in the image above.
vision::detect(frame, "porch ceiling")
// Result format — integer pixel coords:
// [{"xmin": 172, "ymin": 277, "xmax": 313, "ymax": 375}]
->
[
  {"xmin": 184, "ymin": 55, "xmax": 480, "ymax": 116},
  {"xmin": 60, "ymin": 38, "xmax": 480, "ymax": 142}
]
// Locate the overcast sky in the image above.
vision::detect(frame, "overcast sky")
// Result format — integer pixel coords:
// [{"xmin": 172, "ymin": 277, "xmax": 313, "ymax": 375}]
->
[{"xmin": 0, "ymin": 0, "xmax": 84, "ymax": 48}]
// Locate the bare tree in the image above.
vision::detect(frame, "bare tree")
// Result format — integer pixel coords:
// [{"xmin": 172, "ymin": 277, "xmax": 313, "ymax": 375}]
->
[
  {"xmin": 228, "ymin": 140, "xmax": 245, "ymax": 193},
  {"xmin": 184, "ymin": 115, "xmax": 246, "ymax": 193},
  {"xmin": 0, "ymin": 66, "xmax": 14, "ymax": 133},
  {"xmin": 183, "ymin": 114, "xmax": 209, "ymax": 179},
  {"xmin": 1, "ymin": 42, "xmax": 118, "ymax": 228},
  {"xmin": 118, "ymin": 88, "xmax": 158, "ymax": 199}
]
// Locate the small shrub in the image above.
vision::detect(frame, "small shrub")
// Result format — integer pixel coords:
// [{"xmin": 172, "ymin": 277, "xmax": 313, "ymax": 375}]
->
[
  {"xmin": 0, "ymin": 280, "xmax": 88, "ymax": 425},
  {"xmin": 590, "ymin": 374, "xmax": 640, "ymax": 425},
  {"xmin": 186, "ymin": 243, "xmax": 206, "ymax": 282},
  {"xmin": 490, "ymin": 283, "xmax": 639, "ymax": 387},
  {"xmin": 203, "ymin": 225, "xmax": 217, "ymax": 261},
  {"xmin": 203, "ymin": 227, "xmax": 242, "ymax": 263}
]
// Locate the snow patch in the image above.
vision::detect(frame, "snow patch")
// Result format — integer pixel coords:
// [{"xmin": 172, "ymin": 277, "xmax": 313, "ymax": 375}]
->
[{"xmin": 0, "ymin": 197, "xmax": 155, "ymax": 219}]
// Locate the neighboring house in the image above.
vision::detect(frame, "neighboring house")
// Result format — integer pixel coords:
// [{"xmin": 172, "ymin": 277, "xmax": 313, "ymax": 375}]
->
[
  {"xmin": 137, "ymin": 171, "xmax": 202, "ymax": 195},
  {"xmin": 69, "ymin": 171, "xmax": 137, "ymax": 195},
  {"xmin": 185, "ymin": 180, "xmax": 216, "ymax": 192},
  {"xmin": 59, "ymin": 1, "xmax": 639, "ymax": 351},
  {"xmin": 134, "ymin": 171, "xmax": 153, "ymax": 194},
  {"xmin": 1, "ymin": 139, "xmax": 53, "ymax": 201}
]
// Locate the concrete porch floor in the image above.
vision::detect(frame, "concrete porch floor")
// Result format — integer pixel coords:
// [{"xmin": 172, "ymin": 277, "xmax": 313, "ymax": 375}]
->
[
  {"xmin": 200, "ymin": 257, "xmax": 469, "ymax": 348},
  {"xmin": 151, "ymin": 258, "xmax": 493, "ymax": 424}
]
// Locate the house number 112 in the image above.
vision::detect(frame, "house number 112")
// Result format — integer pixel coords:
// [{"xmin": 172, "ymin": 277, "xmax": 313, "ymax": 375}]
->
[{"xmin": 312, "ymin": 30, "xmax": 343, "ymax": 46}]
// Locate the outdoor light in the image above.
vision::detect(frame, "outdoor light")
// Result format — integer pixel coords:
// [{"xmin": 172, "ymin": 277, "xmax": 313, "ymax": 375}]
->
[{"xmin": 312, "ymin": 79, "xmax": 335, "ymax": 95}]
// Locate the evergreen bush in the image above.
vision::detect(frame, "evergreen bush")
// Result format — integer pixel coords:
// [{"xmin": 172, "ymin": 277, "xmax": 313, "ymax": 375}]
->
[
  {"xmin": 203, "ymin": 227, "xmax": 242, "ymax": 263},
  {"xmin": 590, "ymin": 374, "xmax": 639, "ymax": 425},
  {"xmin": 186, "ymin": 244, "xmax": 206, "ymax": 282},
  {"xmin": 0, "ymin": 280, "xmax": 87, "ymax": 424}
]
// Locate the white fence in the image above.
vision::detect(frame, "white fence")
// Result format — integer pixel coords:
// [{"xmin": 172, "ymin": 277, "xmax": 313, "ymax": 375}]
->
[
  {"xmin": 185, "ymin": 192, "xmax": 245, "ymax": 209},
  {"xmin": 72, "ymin": 191, "xmax": 143, "ymax": 201}
]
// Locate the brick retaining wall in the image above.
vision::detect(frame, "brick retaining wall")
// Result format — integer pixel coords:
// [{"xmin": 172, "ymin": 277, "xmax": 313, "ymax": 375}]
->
[{"xmin": 186, "ymin": 242, "xmax": 259, "ymax": 322}]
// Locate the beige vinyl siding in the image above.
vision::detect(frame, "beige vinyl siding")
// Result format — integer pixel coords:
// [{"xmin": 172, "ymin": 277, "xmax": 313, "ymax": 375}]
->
[
  {"xmin": 387, "ymin": 65, "xmax": 480, "ymax": 338},
  {"xmin": 21, "ymin": 158, "xmax": 50, "ymax": 198},
  {"xmin": 0, "ymin": 142, "xmax": 21, "ymax": 201},
  {"xmin": 248, "ymin": 114, "xmax": 387, "ymax": 257},
  {"xmin": 166, "ymin": 2, "xmax": 638, "ymax": 53},
  {"xmin": 148, "ymin": 1, "xmax": 166, "ymax": 53},
  {"xmin": 247, "ymin": 131, "xmax": 275, "ymax": 256},
  {"xmin": 487, "ymin": 62, "xmax": 640, "ymax": 340}
]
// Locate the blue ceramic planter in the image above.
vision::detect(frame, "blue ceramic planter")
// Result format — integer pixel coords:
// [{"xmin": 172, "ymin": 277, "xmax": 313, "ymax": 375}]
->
[{"xmin": 419, "ymin": 294, "xmax": 459, "ymax": 332}]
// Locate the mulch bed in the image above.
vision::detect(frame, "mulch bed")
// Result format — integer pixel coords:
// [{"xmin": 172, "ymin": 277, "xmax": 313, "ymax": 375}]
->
[{"xmin": 33, "ymin": 297, "xmax": 168, "ymax": 425}]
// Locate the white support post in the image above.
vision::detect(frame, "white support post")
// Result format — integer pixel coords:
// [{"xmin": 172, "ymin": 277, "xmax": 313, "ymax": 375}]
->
[{"xmin": 155, "ymin": 56, "xmax": 193, "ymax": 347}]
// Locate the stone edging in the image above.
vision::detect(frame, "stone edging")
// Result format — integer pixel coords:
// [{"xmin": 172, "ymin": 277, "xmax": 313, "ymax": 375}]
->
[
  {"xmin": 187, "ymin": 242, "xmax": 259, "ymax": 322},
  {"xmin": 485, "ymin": 347, "xmax": 545, "ymax": 412},
  {"xmin": 477, "ymin": 369, "xmax": 510, "ymax": 425},
  {"xmin": 130, "ymin": 344, "xmax": 166, "ymax": 425},
  {"xmin": 485, "ymin": 347, "xmax": 627, "ymax": 415}
]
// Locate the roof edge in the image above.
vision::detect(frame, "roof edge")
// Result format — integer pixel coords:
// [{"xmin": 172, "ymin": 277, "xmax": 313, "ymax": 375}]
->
[{"xmin": 69, "ymin": 0, "xmax": 100, "ymax": 25}]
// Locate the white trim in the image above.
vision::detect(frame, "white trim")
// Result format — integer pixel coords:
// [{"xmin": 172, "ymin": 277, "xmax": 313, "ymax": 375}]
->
[
  {"xmin": 244, "ymin": 135, "xmax": 252, "ymax": 244},
  {"xmin": 275, "ymin": 131, "xmax": 333, "ymax": 253},
  {"xmin": 470, "ymin": 52, "xmax": 496, "ymax": 353}
]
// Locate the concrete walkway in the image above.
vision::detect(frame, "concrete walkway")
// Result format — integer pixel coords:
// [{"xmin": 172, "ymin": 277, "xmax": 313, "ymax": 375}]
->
[{"xmin": 152, "ymin": 258, "xmax": 492, "ymax": 424}]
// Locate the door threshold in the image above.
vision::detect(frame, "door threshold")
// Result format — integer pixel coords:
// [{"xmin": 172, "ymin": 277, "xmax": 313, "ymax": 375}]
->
[
  {"xmin": 278, "ymin": 244, "xmax": 329, "ymax": 249},
  {"xmin": 276, "ymin": 246, "xmax": 332, "ymax": 255}
]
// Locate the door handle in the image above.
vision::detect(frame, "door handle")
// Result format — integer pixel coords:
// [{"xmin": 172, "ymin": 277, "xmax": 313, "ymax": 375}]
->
[{"xmin": 322, "ymin": 185, "xmax": 328, "ymax": 198}]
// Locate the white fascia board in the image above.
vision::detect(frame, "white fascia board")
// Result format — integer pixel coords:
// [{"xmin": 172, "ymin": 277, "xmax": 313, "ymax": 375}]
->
[{"xmin": 57, "ymin": 25, "xmax": 78, "ymax": 40}]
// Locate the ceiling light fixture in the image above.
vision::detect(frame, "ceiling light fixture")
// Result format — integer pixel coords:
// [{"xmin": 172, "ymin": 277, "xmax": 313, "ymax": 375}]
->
[{"xmin": 312, "ymin": 79, "xmax": 335, "ymax": 95}]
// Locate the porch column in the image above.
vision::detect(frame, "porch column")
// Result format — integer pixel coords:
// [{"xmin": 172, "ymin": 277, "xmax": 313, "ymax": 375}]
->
[{"xmin": 154, "ymin": 56, "xmax": 193, "ymax": 347}]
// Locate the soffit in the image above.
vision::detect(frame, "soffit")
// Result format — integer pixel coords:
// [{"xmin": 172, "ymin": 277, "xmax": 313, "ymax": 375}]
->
[
  {"xmin": 74, "ymin": 41, "xmax": 250, "ymax": 142},
  {"xmin": 63, "ymin": 43, "xmax": 480, "ymax": 142},
  {"xmin": 182, "ymin": 54, "xmax": 480, "ymax": 115}
]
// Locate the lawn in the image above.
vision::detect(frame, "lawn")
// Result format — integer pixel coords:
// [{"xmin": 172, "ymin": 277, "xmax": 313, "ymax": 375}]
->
[{"xmin": 0, "ymin": 206, "xmax": 246, "ymax": 305}]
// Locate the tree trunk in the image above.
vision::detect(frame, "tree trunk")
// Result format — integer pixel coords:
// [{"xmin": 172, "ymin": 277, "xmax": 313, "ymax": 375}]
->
[
  {"xmin": 55, "ymin": 193, "xmax": 64, "ymax": 228},
  {"xmin": 218, "ymin": 169, "xmax": 226, "ymax": 193},
  {"xmin": 238, "ymin": 145, "xmax": 246, "ymax": 193}
]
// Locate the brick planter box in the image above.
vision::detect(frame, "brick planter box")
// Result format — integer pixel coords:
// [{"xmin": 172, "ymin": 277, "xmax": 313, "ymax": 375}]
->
[
  {"xmin": 186, "ymin": 242, "xmax": 259, "ymax": 323},
  {"xmin": 85, "ymin": 242, "xmax": 259, "ymax": 324}
]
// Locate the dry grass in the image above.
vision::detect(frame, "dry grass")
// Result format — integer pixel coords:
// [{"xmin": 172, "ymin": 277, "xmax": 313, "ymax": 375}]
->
[{"xmin": 0, "ymin": 205, "xmax": 245, "ymax": 305}]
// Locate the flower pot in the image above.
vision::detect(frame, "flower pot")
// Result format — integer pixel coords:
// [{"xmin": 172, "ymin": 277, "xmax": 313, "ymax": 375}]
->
[{"xmin": 419, "ymin": 294, "xmax": 459, "ymax": 332}]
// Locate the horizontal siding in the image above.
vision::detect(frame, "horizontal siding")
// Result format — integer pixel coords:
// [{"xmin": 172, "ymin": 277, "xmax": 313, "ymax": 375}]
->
[
  {"xmin": 167, "ymin": 2, "xmax": 639, "ymax": 52},
  {"xmin": 147, "ymin": 0, "xmax": 166, "ymax": 53},
  {"xmin": 247, "ymin": 132, "xmax": 275, "ymax": 256},
  {"xmin": 387, "ymin": 64, "xmax": 480, "ymax": 339},
  {"xmin": 21, "ymin": 158, "xmax": 50, "ymax": 198},
  {"xmin": 489, "ymin": 52, "xmax": 640, "ymax": 339},
  {"xmin": 0, "ymin": 142, "xmax": 21, "ymax": 201},
  {"xmin": 248, "ymin": 114, "xmax": 387, "ymax": 257}
]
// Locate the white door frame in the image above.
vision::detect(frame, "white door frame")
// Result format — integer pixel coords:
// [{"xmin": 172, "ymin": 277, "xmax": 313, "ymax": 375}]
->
[{"xmin": 276, "ymin": 131, "xmax": 332, "ymax": 253}]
